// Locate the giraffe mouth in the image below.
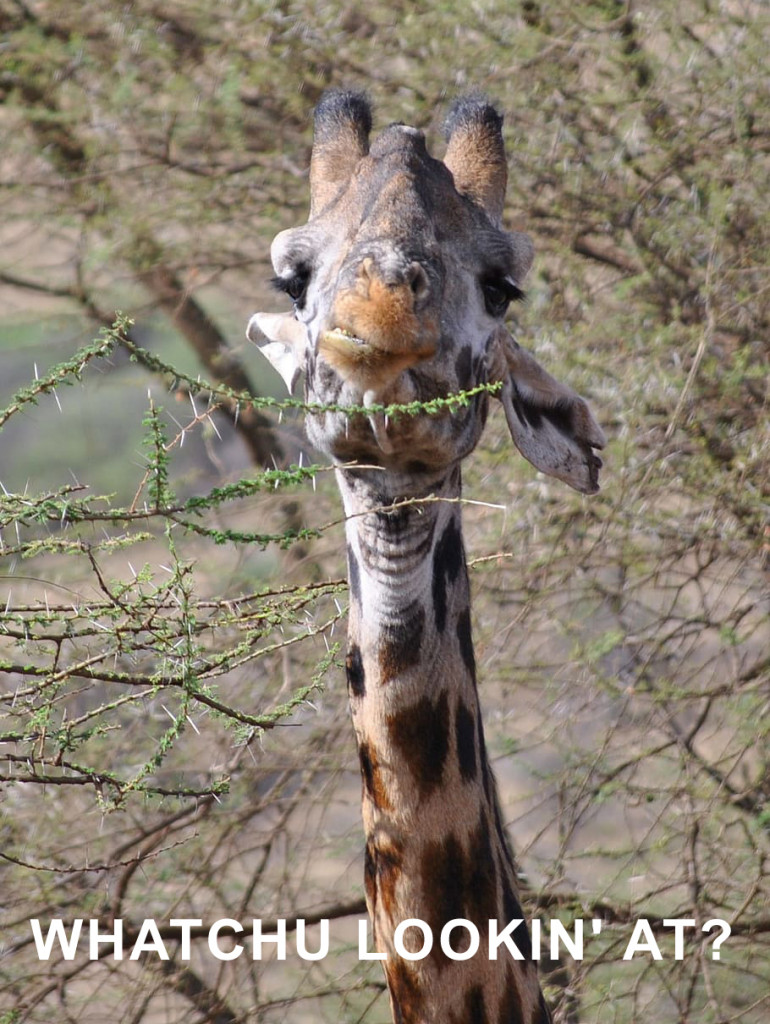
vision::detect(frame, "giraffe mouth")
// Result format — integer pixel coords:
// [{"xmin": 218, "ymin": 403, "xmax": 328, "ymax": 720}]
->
[
  {"xmin": 318, "ymin": 327, "xmax": 436, "ymax": 393},
  {"xmin": 319, "ymin": 327, "xmax": 374, "ymax": 361}
]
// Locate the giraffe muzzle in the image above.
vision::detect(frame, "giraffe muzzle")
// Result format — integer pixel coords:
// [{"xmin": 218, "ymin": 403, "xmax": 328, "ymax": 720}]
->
[{"xmin": 319, "ymin": 257, "xmax": 439, "ymax": 392}]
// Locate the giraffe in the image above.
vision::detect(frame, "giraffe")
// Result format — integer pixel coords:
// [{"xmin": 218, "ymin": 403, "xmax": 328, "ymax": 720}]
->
[{"xmin": 247, "ymin": 90, "xmax": 604, "ymax": 1024}]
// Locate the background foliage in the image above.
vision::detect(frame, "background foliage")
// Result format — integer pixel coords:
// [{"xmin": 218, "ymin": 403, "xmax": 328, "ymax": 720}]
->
[{"xmin": 0, "ymin": 1, "xmax": 768, "ymax": 1022}]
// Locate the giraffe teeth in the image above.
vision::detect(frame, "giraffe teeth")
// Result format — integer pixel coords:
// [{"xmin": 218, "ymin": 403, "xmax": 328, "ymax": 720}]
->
[
  {"xmin": 368, "ymin": 413, "xmax": 394, "ymax": 454},
  {"xmin": 320, "ymin": 327, "xmax": 369, "ymax": 350}
]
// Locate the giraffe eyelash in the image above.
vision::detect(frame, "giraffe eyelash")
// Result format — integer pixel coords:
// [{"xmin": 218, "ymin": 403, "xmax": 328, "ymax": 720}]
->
[
  {"xmin": 481, "ymin": 275, "xmax": 525, "ymax": 318},
  {"xmin": 271, "ymin": 265, "xmax": 311, "ymax": 306}
]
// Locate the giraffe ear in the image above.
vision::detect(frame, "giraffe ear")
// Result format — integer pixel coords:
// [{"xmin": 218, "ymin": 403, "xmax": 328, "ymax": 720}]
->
[
  {"xmin": 443, "ymin": 95, "xmax": 507, "ymax": 224},
  {"xmin": 310, "ymin": 90, "xmax": 372, "ymax": 217},
  {"xmin": 246, "ymin": 312, "xmax": 307, "ymax": 394},
  {"xmin": 490, "ymin": 329, "xmax": 606, "ymax": 494}
]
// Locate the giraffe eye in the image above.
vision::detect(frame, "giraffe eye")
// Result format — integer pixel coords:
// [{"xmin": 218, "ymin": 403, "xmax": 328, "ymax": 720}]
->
[
  {"xmin": 272, "ymin": 264, "xmax": 311, "ymax": 308},
  {"xmin": 481, "ymin": 276, "xmax": 524, "ymax": 318}
]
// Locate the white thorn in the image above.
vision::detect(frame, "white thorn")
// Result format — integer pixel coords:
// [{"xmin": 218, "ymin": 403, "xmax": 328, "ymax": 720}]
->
[{"xmin": 208, "ymin": 414, "xmax": 222, "ymax": 440}]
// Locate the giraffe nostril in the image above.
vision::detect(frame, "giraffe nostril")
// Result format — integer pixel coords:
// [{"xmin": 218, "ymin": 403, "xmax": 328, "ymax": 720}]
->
[{"xmin": 405, "ymin": 261, "xmax": 430, "ymax": 303}]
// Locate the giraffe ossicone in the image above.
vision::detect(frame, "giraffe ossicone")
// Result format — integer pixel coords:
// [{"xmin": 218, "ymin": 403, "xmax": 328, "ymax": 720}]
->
[{"xmin": 248, "ymin": 89, "xmax": 604, "ymax": 1024}]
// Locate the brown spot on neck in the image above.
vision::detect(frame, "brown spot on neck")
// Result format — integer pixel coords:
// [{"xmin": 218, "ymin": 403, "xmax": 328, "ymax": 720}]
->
[
  {"xmin": 346, "ymin": 643, "xmax": 366, "ymax": 697},
  {"xmin": 366, "ymin": 832, "xmax": 404, "ymax": 921},
  {"xmin": 358, "ymin": 741, "xmax": 392, "ymax": 811},
  {"xmin": 379, "ymin": 602, "xmax": 425, "ymax": 682},
  {"xmin": 498, "ymin": 966, "xmax": 526, "ymax": 1024},
  {"xmin": 455, "ymin": 697, "xmax": 478, "ymax": 782},
  {"xmin": 387, "ymin": 691, "xmax": 450, "ymax": 798},
  {"xmin": 385, "ymin": 958, "xmax": 424, "ymax": 1024},
  {"xmin": 432, "ymin": 516, "xmax": 465, "ymax": 633},
  {"xmin": 450, "ymin": 984, "xmax": 489, "ymax": 1024}
]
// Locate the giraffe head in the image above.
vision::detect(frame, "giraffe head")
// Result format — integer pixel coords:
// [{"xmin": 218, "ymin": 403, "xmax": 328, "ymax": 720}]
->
[{"xmin": 248, "ymin": 90, "xmax": 604, "ymax": 492}]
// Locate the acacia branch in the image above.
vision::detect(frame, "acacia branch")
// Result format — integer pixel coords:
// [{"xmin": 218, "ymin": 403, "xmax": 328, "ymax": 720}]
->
[
  {"xmin": 3, "ymin": 4, "xmax": 285, "ymax": 469},
  {"xmin": 137, "ymin": 261, "xmax": 284, "ymax": 465}
]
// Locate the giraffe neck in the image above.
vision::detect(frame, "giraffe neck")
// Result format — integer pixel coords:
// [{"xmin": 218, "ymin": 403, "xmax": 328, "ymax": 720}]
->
[{"xmin": 338, "ymin": 465, "xmax": 547, "ymax": 1024}]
